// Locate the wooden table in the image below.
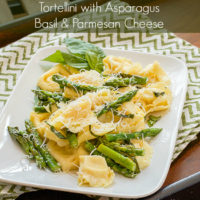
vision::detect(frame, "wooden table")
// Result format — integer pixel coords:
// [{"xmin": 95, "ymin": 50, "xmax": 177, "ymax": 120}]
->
[{"xmin": 0, "ymin": 1, "xmax": 199, "ymax": 199}]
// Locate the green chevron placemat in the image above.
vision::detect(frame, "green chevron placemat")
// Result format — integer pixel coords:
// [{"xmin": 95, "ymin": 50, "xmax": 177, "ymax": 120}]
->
[
  {"xmin": 0, "ymin": 2, "xmax": 200, "ymax": 200},
  {"xmin": 0, "ymin": 31, "xmax": 200, "ymax": 200}
]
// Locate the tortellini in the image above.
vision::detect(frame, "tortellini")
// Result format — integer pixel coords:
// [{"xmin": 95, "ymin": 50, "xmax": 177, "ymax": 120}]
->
[
  {"xmin": 131, "ymin": 140, "xmax": 153, "ymax": 170},
  {"xmin": 140, "ymin": 61, "xmax": 171, "ymax": 85},
  {"xmin": 78, "ymin": 156, "xmax": 114, "ymax": 187},
  {"xmin": 115, "ymin": 102, "xmax": 146, "ymax": 133},
  {"xmin": 30, "ymin": 55, "xmax": 172, "ymax": 187},
  {"xmin": 30, "ymin": 112, "xmax": 69, "ymax": 147},
  {"xmin": 103, "ymin": 56, "xmax": 142, "ymax": 75},
  {"xmin": 48, "ymin": 89, "xmax": 114, "ymax": 133},
  {"xmin": 38, "ymin": 64, "xmax": 71, "ymax": 92},
  {"xmin": 47, "ymin": 141, "xmax": 88, "ymax": 172},
  {"xmin": 133, "ymin": 82, "xmax": 172, "ymax": 113},
  {"xmin": 64, "ymin": 70, "xmax": 105, "ymax": 99}
]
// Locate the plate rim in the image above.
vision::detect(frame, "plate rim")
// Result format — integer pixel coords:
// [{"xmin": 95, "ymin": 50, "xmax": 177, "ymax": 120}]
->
[{"xmin": 0, "ymin": 46, "xmax": 188, "ymax": 198}]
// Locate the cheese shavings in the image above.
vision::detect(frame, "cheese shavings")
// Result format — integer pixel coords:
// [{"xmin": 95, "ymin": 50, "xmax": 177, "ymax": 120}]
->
[
  {"xmin": 68, "ymin": 70, "xmax": 104, "ymax": 86},
  {"xmin": 63, "ymin": 70, "xmax": 105, "ymax": 99},
  {"xmin": 48, "ymin": 89, "xmax": 113, "ymax": 133}
]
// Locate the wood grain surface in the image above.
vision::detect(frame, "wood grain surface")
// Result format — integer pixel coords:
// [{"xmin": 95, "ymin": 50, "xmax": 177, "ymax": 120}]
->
[
  {"xmin": 163, "ymin": 129, "xmax": 200, "ymax": 187},
  {"xmin": 175, "ymin": 33, "xmax": 200, "ymax": 47}
]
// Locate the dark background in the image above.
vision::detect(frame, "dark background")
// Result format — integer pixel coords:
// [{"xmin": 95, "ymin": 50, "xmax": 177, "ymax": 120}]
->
[{"xmin": 16, "ymin": 181, "xmax": 200, "ymax": 200}]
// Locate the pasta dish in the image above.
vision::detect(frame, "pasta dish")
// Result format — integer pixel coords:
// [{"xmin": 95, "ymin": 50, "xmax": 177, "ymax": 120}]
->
[{"xmin": 8, "ymin": 38, "xmax": 172, "ymax": 187}]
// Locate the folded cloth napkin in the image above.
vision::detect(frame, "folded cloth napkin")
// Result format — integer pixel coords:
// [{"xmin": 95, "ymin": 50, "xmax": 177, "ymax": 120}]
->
[{"xmin": 0, "ymin": 1, "xmax": 200, "ymax": 200}]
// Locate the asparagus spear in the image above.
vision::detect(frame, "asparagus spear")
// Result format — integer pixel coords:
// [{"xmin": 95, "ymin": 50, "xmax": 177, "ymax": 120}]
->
[
  {"xmin": 104, "ymin": 128, "xmax": 162, "ymax": 142},
  {"xmin": 52, "ymin": 74, "xmax": 105, "ymax": 92},
  {"xmin": 97, "ymin": 144, "xmax": 136, "ymax": 171},
  {"xmin": 104, "ymin": 142, "xmax": 144, "ymax": 156},
  {"xmin": 8, "ymin": 127, "xmax": 46, "ymax": 168},
  {"xmin": 28, "ymin": 141, "xmax": 47, "ymax": 168},
  {"xmin": 34, "ymin": 106, "xmax": 48, "ymax": 113},
  {"xmin": 46, "ymin": 122, "xmax": 78, "ymax": 148},
  {"xmin": 97, "ymin": 90, "xmax": 138, "ymax": 117},
  {"xmin": 105, "ymin": 141, "xmax": 141, "ymax": 173},
  {"xmin": 25, "ymin": 120, "xmax": 61, "ymax": 172},
  {"xmin": 84, "ymin": 141, "xmax": 136, "ymax": 178},
  {"xmin": 33, "ymin": 89, "xmax": 69, "ymax": 113},
  {"xmin": 32, "ymin": 90, "xmax": 69, "ymax": 103},
  {"xmin": 66, "ymin": 131, "xmax": 78, "ymax": 148},
  {"xmin": 46, "ymin": 122, "xmax": 67, "ymax": 139},
  {"xmin": 147, "ymin": 115, "xmax": 161, "ymax": 127},
  {"xmin": 130, "ymin": 156, "xmax": 140, "ymax": 174},
  {"xmin": 8, "ymin": 127, "xmax": 32, "ymax": 156},
  {"xmin": 104, "ymin": 75, "xmax": 147, "ymax": 88},
  {"xmin": 110, "ymin": 162, "xmax": 136, "ymax": 178},
  {"xmin": 87, "ymin": 131, "xmax": 143, "ymax": 157},
  {"xmin": 116, "ymin": 73, "xmax": 139, "ymax": 78}
]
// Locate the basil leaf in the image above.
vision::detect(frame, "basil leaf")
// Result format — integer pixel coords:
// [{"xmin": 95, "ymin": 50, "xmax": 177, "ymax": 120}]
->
[
  {"xmin": 61, "ymin": 52, "xmax": 89, "ymax": 70},
  {"xmin": 85, "ymin": 51, "xmax": 104, "ymax": 73},
  {"xmin": 43, "ymin": 39, "xmax": 106, "ymax": 73},
  {"xmin": 43, "ymin": 50, "xmax": 65, "ymax": 64},
  {"xmin": 43, "ymin": 50, "xmax": 89, "ymax": 70},
  {"xmin": 65, "ymin": 38, "xmax": 106, "ymax": 73},
  {"xmin": 65, "ymin": 38, "xmax": 105, "ymax": 58},
  {"xmin": 147, "ymin": 115, "xmax": 161, "ymax": 127}
]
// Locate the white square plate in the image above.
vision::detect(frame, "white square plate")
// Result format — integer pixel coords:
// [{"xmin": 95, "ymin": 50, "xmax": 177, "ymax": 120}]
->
[{"xmin": 0, "ymin": 46, "xmax": 187, "ymax": 198}]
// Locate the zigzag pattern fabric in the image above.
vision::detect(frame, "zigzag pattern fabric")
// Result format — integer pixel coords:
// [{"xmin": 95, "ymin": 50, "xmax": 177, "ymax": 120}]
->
[
  {"xmin": 0, "ymin": 2, "xmax": 200, "ymax": 200},
  {"xmin": 0, "ymin": 31, "xmax": 200, "ymax": 200}
]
